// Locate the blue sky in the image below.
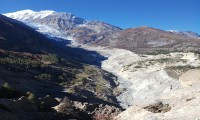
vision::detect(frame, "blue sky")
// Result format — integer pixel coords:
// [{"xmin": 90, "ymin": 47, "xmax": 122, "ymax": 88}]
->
[{"xmin": 1, "ymin": 0, "xmax": 200, "ymax": 33}]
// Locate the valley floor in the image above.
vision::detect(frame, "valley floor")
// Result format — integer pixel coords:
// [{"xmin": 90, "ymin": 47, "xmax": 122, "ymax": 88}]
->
[{"xmin": 80, "ymin": 45, "xmax": 200, "ymax": 120}]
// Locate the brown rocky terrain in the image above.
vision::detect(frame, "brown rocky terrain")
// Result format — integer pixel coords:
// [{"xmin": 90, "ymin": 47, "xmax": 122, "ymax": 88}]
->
[{"xmin": 95, "ymin": 26, "xmax": 200, "ymax": 53}]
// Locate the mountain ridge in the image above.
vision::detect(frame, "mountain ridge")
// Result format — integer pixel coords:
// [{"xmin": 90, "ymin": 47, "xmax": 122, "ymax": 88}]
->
[
  {"xmin": 4, "ymin": 10, "xmax": 122, "ymax": 44},
  {"xmin": 4, "ymin": 10, "xmax": 200, "ymax": 35},
  {"xmin": 4, "ymin": 10, "xmax": 200, "ymax": 53},
  {"xmin": 168, "ymin": 30, "xmax": 200, "ymax": 39}
]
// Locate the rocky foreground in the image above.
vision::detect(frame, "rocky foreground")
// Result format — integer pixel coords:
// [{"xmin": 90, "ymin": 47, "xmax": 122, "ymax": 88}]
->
[{"xmin": 0, "ymin": 95, "xmax": 122, "ymax": 120}]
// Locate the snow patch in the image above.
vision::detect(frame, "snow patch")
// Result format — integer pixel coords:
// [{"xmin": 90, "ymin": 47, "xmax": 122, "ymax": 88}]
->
[
  {"xmin": 4, "ymin": 9, "xmax": 55, "ymax": 21},
  {"xmin": 25, "ymin": 22, "xmax": 74, "ymax": 41}
]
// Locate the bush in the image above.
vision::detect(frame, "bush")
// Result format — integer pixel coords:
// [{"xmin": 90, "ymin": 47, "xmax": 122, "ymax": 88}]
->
[
  {"xmin": 27, "ymin": 92, "xmax": 36, "ymax": 102},
  {"xmin": 42, "ymin": 54, "xmax": 59, "ymax": 64},
  {"xmin": 35, "ymin": 73, "xmax": 53, "ymax": 80},
  {"xmin": 2, "ymin": 82, "xmax": 11, "ymax": 90},
  {"xmin": 0, "ymin": 57, "xmax": 41, "ymax": 68}
]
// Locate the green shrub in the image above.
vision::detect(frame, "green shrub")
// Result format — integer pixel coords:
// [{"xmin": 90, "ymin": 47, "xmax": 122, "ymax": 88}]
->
[
  {"xmin": 67, "ymin": 88, "xmax": 75, "ymax": 94},
  {"xmin": 27, "ymin": 92, "xmax": 36, "ymax": 102},
  {"xmin": 42, "ymin": 54, "xmax": 59, "ymax": 64},
  {"xmin": 35, "ymin": 73, "xmax": 53, "ymax": 80},
  {"xmin": 0, "ymin": 57, "xmax": 41, "ymax": 68},
  {"xmin": 2, "ymin": 82, "xmax": 11, "ymax": 90}
]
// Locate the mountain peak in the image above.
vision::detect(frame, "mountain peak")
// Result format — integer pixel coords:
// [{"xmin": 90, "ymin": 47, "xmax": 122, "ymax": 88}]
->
[
  {"xmin": 6, "ymin": 9, "xmax": 55, "ymax": 14},
  {"xmin": 4, "ymin": 10, "xmax": 122, "ymax": 44},
  {"xmin": 4, "ymin": 9, "xmax": 56, "ymax": 21}
]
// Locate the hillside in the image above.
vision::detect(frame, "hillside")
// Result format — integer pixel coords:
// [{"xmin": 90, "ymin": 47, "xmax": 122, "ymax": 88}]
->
[
  {"xmin": 95, "ymin": 26, "xmax": 200, "ymax": 53},
  {"xmin": 0, "ymin": 14, "xmax": 123, "ymax": 120},
  {"xmin": 4, "ymin": 10, "xmax": 200, "ymax": 54}
]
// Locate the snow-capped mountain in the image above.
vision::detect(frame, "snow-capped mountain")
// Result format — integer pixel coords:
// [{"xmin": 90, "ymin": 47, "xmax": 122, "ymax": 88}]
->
[
  {"xmin": 4, "ymin": 9, "xmax": 200, "ymax": 49},
  {"xmin": 168, "ymin": 30, "xmax": 200, "ymax": 39},
  {"xmin": 4, "ymin": 10, "xmax": 122, "ymax": 44},
  {"xmin": 4, "ymin": 9, "xmax": 56, "ymax": 21}
]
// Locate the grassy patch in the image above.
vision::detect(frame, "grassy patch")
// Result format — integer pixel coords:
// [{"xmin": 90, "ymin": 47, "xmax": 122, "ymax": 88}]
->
[
  {"xmin": 0, "ymin": 57, "xmax": 42, "ymax": 68},
  {"xmin": 35, "ymin": 73, "xmax": 53, "ymax": 81},
  {"xmin": 42, "ymin": 54, "xmax": 59, "ymax": 64},
  {"xmin": 144, "ymin": 50, "xmax": 172, "ymax": 55},
  {"xmin": 165, "ymin": 65, "xmax": 200, "ymax": 73}
]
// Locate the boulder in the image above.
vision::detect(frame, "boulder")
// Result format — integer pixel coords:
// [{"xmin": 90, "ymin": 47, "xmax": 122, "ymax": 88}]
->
[
  {"xmin": 36, "ymin": 95, "xmax": 59, "ymax": 111},
  {"xmin": 143, "ymin": 101, "xmax": 171, "ymax": 113}
]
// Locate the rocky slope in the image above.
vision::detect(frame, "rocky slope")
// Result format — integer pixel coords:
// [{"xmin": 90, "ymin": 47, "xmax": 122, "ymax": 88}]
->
[
  {"xmin": 0, "ymin": 14, "xmax": 123, "ymax": 119},
  {"xmin": 4, "ymin": 10, "xmax": 122, "ymax": 44},
  {"xmin": 168, "ymin": 30, "xmax": 200, "ymax": 39},
  {"xmin": 95, "ymin": 27, "xmax": 200, "ymax": 53},
  {"xmin": 116, "ymin": 86, "xmax": 200, "ymax": 120}
]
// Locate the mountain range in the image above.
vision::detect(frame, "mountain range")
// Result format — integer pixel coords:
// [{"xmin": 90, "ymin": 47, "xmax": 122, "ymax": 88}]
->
[
  {"xmin": 1, "ymin": 9, "xmax": 200, "ymax": 120},
  {"xmin": 4, "ymin": 10, "xmax": 121, "ymax": 44},
  {"xmin": 4, "ymin": 10, "xmax": 200, "ymax": 49}
]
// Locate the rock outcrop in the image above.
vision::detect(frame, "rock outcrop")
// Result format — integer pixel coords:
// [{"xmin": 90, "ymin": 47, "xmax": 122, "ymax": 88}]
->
[
  {"xmin": 54, "ymin": 97, "xmax": 123, "ymax": 120},
  {"xmin": 143, "ymin": 101, "xmax": 171, "ymax": 113}
]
